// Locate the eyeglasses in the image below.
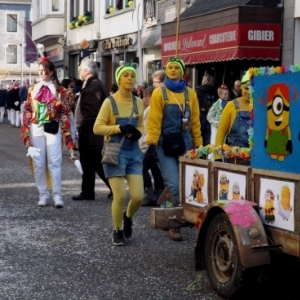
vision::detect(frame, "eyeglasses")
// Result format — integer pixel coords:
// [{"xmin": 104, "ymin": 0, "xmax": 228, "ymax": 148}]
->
[{"xmin": 167, "ymin": 57, "xmax": 185, "ymax": 70}]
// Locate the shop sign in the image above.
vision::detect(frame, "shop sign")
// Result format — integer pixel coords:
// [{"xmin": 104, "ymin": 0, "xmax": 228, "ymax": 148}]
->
[
  {"xmin": 161, "ymin": 23, "xmax": 281, "ymax": 64},
  {"xmin": 102, "ymin": 36, "xmax": 133, "ymax": 50}
]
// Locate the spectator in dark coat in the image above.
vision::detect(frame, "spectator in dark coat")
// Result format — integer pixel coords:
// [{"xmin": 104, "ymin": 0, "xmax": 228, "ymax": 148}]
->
[
  {"xmin": 0, "ymin": 84, "xmax": 7, "ymax": 123},
  {"xmin": 9, "ymin": 82, "xmax": 21, "ymax": 127},
  {"xmin": 229, "ymin": 80, "xmax": 242, "ymax": 100}
]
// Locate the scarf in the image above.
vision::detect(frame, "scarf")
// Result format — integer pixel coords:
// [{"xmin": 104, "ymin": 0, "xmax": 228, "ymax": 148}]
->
[
  {"xmin": 163, "ymin": 78, "xmax": 186, "ymax": 93},
  {"xmin": 35, "ymin": 85, "xmax": 56, "ymax": 103}
]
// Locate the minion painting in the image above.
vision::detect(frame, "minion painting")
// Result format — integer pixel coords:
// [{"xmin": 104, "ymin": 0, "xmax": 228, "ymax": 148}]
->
[
  {"xmin": 219, "ymin": 174, "xmax": 229, "ymax": 200},
  {"xmin": 263, "ymin": 189, "xmax": 275, "ymax": 223},
  {"xmin": 264, "ymin": 83, "xmax": 292, "ymax": 161},
  {"xmin": 277, "ymin": 186, "xmax": 293, "ymax": 221}
]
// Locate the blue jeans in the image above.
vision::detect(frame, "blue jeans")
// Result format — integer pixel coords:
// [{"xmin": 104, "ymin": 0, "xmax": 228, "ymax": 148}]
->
[
  {"xmin": 200, "ymin": 112, "xmax": 211, "ymax": 146},
  {"xmin": 156, "ymin": 145, "xmax": 180, "ymax": 206}
]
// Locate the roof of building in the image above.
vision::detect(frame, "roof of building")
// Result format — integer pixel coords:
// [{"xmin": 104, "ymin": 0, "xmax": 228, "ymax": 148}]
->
[{"xmin": 180, "ymin": 0, "xmax": 281, "ymax": 19}]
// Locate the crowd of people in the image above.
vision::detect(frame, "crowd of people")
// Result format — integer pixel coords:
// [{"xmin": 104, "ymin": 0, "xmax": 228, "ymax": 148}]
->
[{"xmin": 1, "ymin": 54, "xmax": 251, "ymax": 246}]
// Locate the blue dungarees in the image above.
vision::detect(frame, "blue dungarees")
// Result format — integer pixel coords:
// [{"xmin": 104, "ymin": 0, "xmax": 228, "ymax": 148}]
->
[
  {"xmin": 102, "ymin": 96, "xmax": 143, "ymax": 178},
  {"xmin": 156, "ymin": 86, "xmax": 193, "ymax": 205}
]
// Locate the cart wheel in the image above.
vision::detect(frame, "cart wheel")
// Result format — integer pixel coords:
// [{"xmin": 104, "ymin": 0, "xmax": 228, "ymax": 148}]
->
[{"xmin": 205, "ymin": 213, "xmax": 243, "ymax": 299}]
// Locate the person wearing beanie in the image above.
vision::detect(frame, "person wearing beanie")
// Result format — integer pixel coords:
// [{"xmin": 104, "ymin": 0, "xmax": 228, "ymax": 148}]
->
[
  {"xmin": 207, "ymin": 83, "xmax": 229, "ymax": 146},
  {"xmin": 93, "ymin": 63, "xmax": 144, "ymax": 246},
  {"xmin": 215, "ymin": 71, "xmax": 252, "ymax": 165},
  {"xmin": 146, "ymin": 56, "xmax": 202, "ymax": 241}
]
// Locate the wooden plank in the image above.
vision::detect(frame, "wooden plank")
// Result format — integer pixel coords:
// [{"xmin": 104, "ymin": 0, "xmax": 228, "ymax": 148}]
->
[{"xmin": 150, "ymin": 207, "xmax": 183, "ymax": 229}]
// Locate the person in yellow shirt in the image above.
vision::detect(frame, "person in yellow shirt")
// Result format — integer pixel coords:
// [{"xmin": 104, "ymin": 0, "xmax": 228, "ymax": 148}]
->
[
  {"xmin": 215, "ymin": 71, "xmax": 251, "ymax": 165},
  {"xmin": 146, "ymin": 56, "xmax": 202, "ymax": 241},
  {"xmin": 93, "ymin": 64, "xmax": 144, "ymax": 246}
]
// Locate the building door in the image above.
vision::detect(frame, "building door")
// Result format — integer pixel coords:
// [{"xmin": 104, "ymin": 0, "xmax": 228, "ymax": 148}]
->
[{"xmin": 104, "ymin": 56, "xmax": 112, "ymax": 91}]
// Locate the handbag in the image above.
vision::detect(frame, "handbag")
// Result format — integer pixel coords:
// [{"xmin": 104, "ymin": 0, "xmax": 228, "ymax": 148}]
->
[
  {"xmin": 163, "ymin": 131, "xmax": 186, "ymax": 156},
  {"xmin": 44, "ymin": 120, "xmax": 59, "ymax": 134},
  {"xmin": 101, "ymin": 98, "xmax": 135, "ymax": 165}
]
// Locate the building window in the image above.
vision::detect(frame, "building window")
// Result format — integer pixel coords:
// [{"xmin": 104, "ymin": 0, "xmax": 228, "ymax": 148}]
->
[
  {"xmin": 84, "ymin": 0, "xmax": 94, "ymax": 22},
  {"xmin": 70, "ymin": 0, "xmax": 79, "ymax": 19},
  {"xmin": 37, "ymin": 0, "xmax": 46, "ymax": 19},
  {"xmin": 144, "ymin": 0, "xmax": 156, "ymax": 21},
  {"xmin": 6, "ymin": 45, "xmax": 17, "ymax": 64},
  {"xmin": 7, "ymin": 14, "xmax": 17, "ymax": 32},
  {"xmin": 52, "ymin": 0, "xmax": 63, "ymax": 13},
  {"xmin": 106, "ymin": 0, "xmax": 132, "ymax": 12}
]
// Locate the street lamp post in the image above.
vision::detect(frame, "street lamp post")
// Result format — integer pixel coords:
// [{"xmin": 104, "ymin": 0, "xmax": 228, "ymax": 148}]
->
[{"xmin": 20, "ymin": 36, "xmax": 23, "ymax": 86}]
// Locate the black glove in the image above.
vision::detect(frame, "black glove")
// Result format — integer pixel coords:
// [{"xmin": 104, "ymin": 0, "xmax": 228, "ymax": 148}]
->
[
  {"xmin": 148, "ymin": 145, "xmax": 159, "ymax": 163},
  {"xmin": 119, "ymin": 124, "xmax": 141, "ymax": 141},
  {"xmin": 264, "ymin": 139, "xmax": 267, "ymax": 148},
  {"xmin": 286, "ymin": 140, "xmax": 292, "ymax": 154}
]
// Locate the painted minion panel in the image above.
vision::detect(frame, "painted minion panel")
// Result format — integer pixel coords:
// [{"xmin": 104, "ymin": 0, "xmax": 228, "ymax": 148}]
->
[
  {"xmin": 265, "ymin": 83, "xmax": 292, "ymax": 162},
  {"xmin": 232, "ymin": 182, "xmax": 241, "ymax": 200},
  {"xmin": 219, "ymin": 174, "xmax": 229, "ymax": 200},
  {"xmin": 277, "ymin": 185, "xmax": 293, "ymax": 221},
  {"xmin": 195, "ymin": 173, "xmax": 205, "ymax": 203},
  {"xmin": 188, "ymin": 169, "xmax": 199, "ymax": 201},
  {"xmin": 263, "ymin": 189, "xmax": 275, "ymax": 223}
]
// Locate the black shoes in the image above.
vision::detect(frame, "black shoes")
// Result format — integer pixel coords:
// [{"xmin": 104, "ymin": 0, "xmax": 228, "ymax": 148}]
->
[
  {"xmin": 107, "ymin": 192, "xmax": 113, "ymax": 199},
  {"xmin": 123, "ymin": 211, "xmax": 133, "ymax": 239},
  {"xmin": 112, "ymin": 229, "xmax": 125, "ymax": 246},
  {"xmin": 72, "ymin": 194, "xmax": 95, "ymax": 201}
]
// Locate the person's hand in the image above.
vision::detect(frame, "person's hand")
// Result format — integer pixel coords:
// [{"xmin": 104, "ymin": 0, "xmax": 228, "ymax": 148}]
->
[
  {"xmin": 148, "ymin": 145, "xmax": 159, "ymax": 163},
  {"xmin": 74, "ymin": 159, "xmax": 83, "ymax": 174},
  {"xmin": 14, "ymin": 101, "xmax": 19, "ymax": 106},
  {"xmin": 119, "ymin": 124, "xmax": 135, "ymax": 134},
  {"xmin": 26, "ymin": 147, "xmax": 41, "ymax": 158},
  {"xmin": 69, "ymin": 150, "xmax": 77, "ymax": 161}
]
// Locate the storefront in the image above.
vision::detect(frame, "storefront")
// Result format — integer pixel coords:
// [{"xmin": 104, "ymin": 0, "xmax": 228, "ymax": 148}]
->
[
  {"xmin": 99, "ymin": 33, "xmax": 139, "ymax": 90},
  {"xmin": 161, "ymin": 5, "xmax": 282, "ymax": 89}
]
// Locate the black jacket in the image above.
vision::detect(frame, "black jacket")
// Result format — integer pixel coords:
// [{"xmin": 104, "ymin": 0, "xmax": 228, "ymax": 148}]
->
[
  {"xmin": 79, "ymin": 75, "xmax": 109, "ymax": 149},
  {"xmin": 195, "ymin": 84, "xmax": 216, "ymax": 113},
  {"xmin": 9, "ymin": 87, "xmax": 21, "ymax": 111},
  {"xmin": 0, "ymin": 89, "xmax": 7, "ymax": 107}
]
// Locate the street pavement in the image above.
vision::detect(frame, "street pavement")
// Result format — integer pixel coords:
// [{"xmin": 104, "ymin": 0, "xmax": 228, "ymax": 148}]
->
[
  {"xmin": 0, "ymin": 119, "xmax": 222, "ymax": 300},
  {"xmin": 1, "ymin": 119, "xmax": 300, "ymax": 300}
]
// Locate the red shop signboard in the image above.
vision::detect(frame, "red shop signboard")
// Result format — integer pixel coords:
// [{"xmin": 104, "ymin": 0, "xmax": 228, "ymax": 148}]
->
[{"xmin": 161, "ymin": 23, "xmax": 281, "ymax": 65}]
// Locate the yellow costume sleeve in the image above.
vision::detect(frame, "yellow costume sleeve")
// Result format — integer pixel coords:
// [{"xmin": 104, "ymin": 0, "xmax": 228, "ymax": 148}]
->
[
  {"xmin": 215, "ymin": 101, "xmax": 237, "ymax": 146},
  {"xmin": 93, "ymin": 94, "xmax": 144, "ymax": 140}
]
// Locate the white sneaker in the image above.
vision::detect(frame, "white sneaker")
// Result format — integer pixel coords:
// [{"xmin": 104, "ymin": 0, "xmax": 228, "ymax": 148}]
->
[
  {"xmin": 38, "ymin": 197, "xmax": 48, "ymax": 207},
  {"xmin": 54, "ymin": 197, "xmax": 64, "ymax": 208}
]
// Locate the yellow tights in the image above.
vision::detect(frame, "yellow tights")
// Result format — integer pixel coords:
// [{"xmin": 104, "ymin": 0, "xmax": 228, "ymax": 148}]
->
[{"xmin": 109, "ymin": 174, "xmax": 144, "ymax": 230}]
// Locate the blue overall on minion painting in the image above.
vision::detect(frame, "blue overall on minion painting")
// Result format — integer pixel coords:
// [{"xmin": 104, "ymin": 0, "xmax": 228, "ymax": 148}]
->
[{"xmin": 251, "ymin": 68, "xmax": 300, "ymax": 174}]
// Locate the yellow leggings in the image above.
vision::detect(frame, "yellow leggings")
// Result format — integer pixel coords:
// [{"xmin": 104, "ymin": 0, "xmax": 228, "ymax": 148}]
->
[{"xmin": 109, "ymin": 174, "xmax": 144, "ymax": 230}]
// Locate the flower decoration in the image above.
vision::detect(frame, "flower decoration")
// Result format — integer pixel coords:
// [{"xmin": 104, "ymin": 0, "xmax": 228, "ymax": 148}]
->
[
  {"xmin": 83, "ymin": 11, "xmax": 91, "ymax": 22},
  {"xmin": 68, "ymin": 17, "xmax": 77, "ymax": 29},
  {"xmin": 160, "ymin": 201, "xmax": 174, "ymax": 208},
  {"xmin": 225, "ymin": 200, "xmax": 257, "ymax": 228}
]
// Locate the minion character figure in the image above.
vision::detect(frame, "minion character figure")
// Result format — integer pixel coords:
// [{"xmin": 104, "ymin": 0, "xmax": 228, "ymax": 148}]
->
[
  {"xmin": 263, "ymin": 189, "xmax": 275, "ymax": 223},
  {"xmin": 189, "ymin": 169, "xmax": 199, "ymax": 201},
  {"xmin": 277, "ymin": 186, "xmax": 293, "ymax": 221},
  {"xmin": 219, "ymin": 174, "xmax": 229, "ymax": 200},
  {"xmin": 264, "ymin": 83, "xmax": 292, "ymax": 161},
  {"xmin": 232, "ymin": 182, "xmax": 241, "ymax": 200},
  {"xmin": 195, "ymin": 173, "xmax": 205, "ymax": 203}
]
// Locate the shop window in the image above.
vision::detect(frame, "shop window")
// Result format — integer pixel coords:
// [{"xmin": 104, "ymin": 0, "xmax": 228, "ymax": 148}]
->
[
  {"xmin": 6, "ymin": 45, "xmax": 17, "ymax": 64},
  {"xmin": 147, "ymin": 60, "xmax": 162, "ymax": 86},
  {"xmin": 7, "ymin": 14, "xmax": 17, "ymax": 32},
  {"xmin": 144, "ymin": 0, "xmax": 156, "ymax": 21}
]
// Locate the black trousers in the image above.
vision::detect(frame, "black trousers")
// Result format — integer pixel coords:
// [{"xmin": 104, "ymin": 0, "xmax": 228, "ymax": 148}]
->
[{"xmin": 79, "ymin": 135, "xmax": 111, "ymax": 199}]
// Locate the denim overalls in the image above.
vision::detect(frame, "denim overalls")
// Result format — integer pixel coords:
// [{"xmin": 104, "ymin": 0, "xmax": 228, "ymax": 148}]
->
[
  {"xmin": 156, "ymin": 86, "xmax": 193, "ymax": 205},
  {"xmin": 226, "ymin": 99, "xmax": 250, "ymax": 148},
  {"xmin": 102, "ymin": 96, "xmax": 143, "ymax": 178}
]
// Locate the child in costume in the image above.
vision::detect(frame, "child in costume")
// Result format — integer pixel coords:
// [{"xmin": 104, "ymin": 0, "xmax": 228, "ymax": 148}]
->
[
  {"xmin": 207, "ymin": 83, "xmax": 229, "ymax": 145},
  {"xmin": 21, "ymin": 57, "xmax": 76, "ymax": 208},
  {"xmin": 93, "ymin": 64, "xmax": 144, "ymax": 246}
]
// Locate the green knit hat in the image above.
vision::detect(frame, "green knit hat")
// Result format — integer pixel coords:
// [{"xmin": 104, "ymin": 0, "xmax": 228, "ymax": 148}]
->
[
  {"xmin": 166, "ymin": 56, "xmax": 185, "ymax": 76},
  {"xmin": 115, "ymin": 64, "xmax": 136, "ymax": 87}
]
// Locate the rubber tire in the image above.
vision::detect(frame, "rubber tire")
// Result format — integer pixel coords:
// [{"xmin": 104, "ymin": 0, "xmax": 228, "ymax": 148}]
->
[{"xmin": 205, "ymin": 213, "xmax": 243, "ymax": 299}]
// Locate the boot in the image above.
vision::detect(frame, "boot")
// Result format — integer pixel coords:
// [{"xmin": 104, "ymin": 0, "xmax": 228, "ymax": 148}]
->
[
  {"xmin": 141, "ymin": 187, "xmax": 158, "ymax": 207},
  {"xmin": 168, "ymin": 218, "xmax": 182, "ymax": 241}
]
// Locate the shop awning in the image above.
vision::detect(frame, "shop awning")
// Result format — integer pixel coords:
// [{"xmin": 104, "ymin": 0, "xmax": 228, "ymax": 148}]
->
[{"xmin": 161, "ymin": 23, "xmax": 281, "ymax": 65}]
